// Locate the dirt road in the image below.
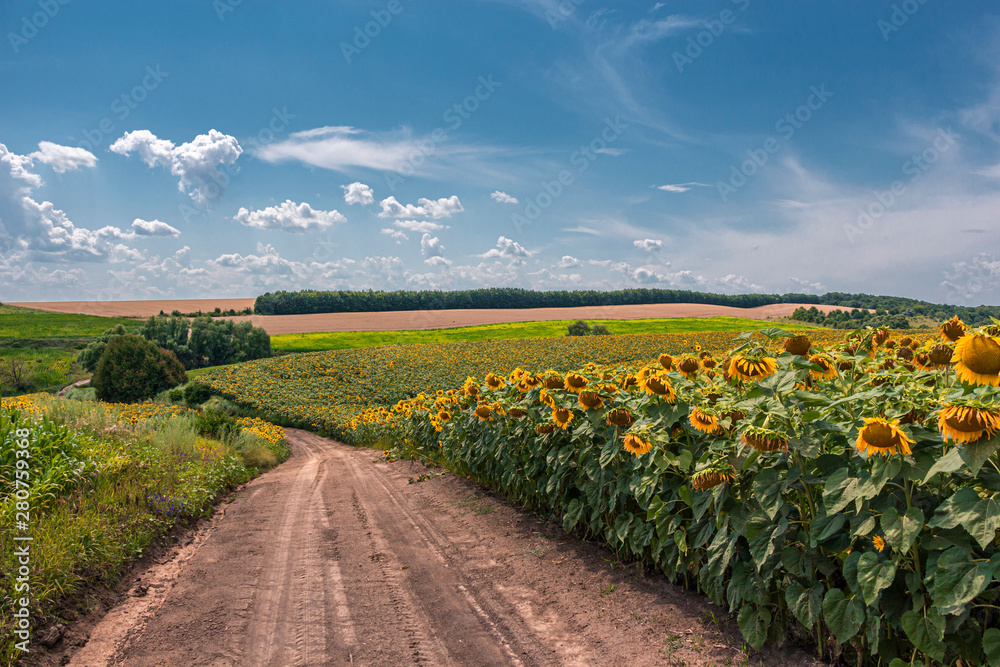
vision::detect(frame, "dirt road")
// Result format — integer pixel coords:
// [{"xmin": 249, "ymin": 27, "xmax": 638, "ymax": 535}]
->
[{"xmin": 56, "ymin": 430, "xmax": 819, "ymax": 666}]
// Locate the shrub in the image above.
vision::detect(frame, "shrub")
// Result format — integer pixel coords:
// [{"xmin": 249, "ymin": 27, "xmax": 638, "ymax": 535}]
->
[
  {"xmin": 194, "ymin": 408, "xmax": 239, "ymax": 442},
  {"xmin": 566, "ymin": 320, "xmax": 591, "ymax": 336},
  {"xmin": 183, "ymin": 382, "xmax": 213, "ymax": 405},
  {"xmin": 168, "ymin": 388, "xmax": 184, "ymax": 403},
  {"xmin": 92, "ymin": 336, "xmax": 187, "ymax": 404},
  {"xmin": 591, "ymin": 324, "xmax": 611, "ymax": 336}
]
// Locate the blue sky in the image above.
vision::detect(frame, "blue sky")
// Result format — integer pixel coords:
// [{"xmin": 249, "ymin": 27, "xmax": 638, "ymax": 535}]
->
[{"xmin": 1, "ymin": 0, "xmax": 999, "ymax": 304}]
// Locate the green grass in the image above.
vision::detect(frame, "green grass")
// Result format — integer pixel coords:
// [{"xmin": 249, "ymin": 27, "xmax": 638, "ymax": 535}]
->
[
  {"xmin": 0, "ymin": 305, "xmax": 140, "ymax": 338},
  {"xmin": 270, "ymin": 316, "xmax": 816, "ymax": 353}
]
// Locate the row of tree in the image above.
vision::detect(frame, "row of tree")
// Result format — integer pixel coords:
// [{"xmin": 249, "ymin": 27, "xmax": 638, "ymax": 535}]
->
[
  {"xmin": 253, "ymin": 288, "xmax": 999, "ymax": 323},
  {"xmin": 791, "ymin": 306, "xmax": 911, "ymax": 329}
]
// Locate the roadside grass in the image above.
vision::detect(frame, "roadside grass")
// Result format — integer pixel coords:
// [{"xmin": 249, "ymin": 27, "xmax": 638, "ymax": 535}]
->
[
  {"xmin": 0, "ymin": 305, "xmax": 140, "ymax": 339},
  {"xmin": 0, "ymin": 347, "xmax": 88, "ymax": 396},
  {"xmin": 271, "ymin": 316, "xmax": 816, "ymax": 352},
  {"xmin": 0, "ymin": 395, "xmax": 289, "ymax": 664}
]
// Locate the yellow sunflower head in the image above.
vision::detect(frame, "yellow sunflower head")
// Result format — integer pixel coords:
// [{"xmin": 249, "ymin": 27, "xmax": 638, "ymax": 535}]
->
[
  {"xmin": 937, "ymin": 404, "xmax": 1000, "ymax": 444},
  {"xmin": 871, "ymin": 328, "xmax": 891, "ymax": 348},
  {"xmin": 606, "ymin": 407, "xmax": 635, "ymax": 427},
  {"xmin": 872, "ymin": 535, "xmax": 886, "ymax": 553},
  {"xmin": 539, "ymin": 389, "xmax": 556, "ymax": 408},
  {"xmin": 622, "ymin": 433, "xmax": 653, "ymax": 456},
  {"xmin": 927, "ymin": 343, "xmax": 954, "ymax": 366},
  {"xmin": 620, "ymin": 374, "xmax": 639, "ymax": 390},
  {"xmin": 552, "ymin": 407, "xmax": 574, "ymax": 430},
  {"xmin": 640, "ymin": 373, "xmax": 677, "ymax": 402},
  {"xmin": 741, "ymin": 427, "xmax": 789, "ymax": 453},
  {"xmin": 689, "ymin": 407, "xmax": 722, "ymax": 435},
  {"xmin": 565, "ymin": 372, "xmax": 589, "ymax": 393},
  {"xmin": 544, "ymin": 374, "xmax": 566, "ymax": 390},
  {"xmin": 518, "ymin": 375, "xmax": 541, "ymax": 392},
  {"xmin": 485, "ymin": 373, "xmax": 504, "ymax": 390},
  {"xmin": 535, "ymin": 423, "xmax": 555, "ymax": 435},
  {"xmin": 729, "ymin": 354, "xmax": 778, "ymax": 382},
  {"xmin": 691, "ymin": 467, "xmax": 734, "ymax": 491},
  {"xmin": 577, "ymin": 390, "xmax": 604, "ymax": 411},
  {"xmin": 475, "ymin": 405, "xmax": 493, "ymax": 421},
  {"xmin": 678, "ymin": 357, "xmax": 701, "ymax": 378},
  {"xmin": 438, "ymin": 410, "xmax": 452, "ymax": 422},
  {"xmin": 658, "ymin": 353, "xmax": 675, "ymax": 370},
  {"xmin": 941, "ymin": 316, "xmax": 967, "ymax": 342},
  {"xmin": 508, "ymin": 407, "xmax": 528, "ymax": 419},
  {"xmin": 953, "ymin": 334, "xmax": 1000, "ymax": 386},
  {"xmin": 855, "ymin": 418, "xmax": 913, "ymax": 457},
  {"xmin": 809, "ymin": 354, "xmax": 838, "ymax": 380}
]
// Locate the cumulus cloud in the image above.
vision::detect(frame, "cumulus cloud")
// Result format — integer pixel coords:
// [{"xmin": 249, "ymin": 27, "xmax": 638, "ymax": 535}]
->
[
  {"xmin": 480, "ymin": 236, "xmax": 531, "ymax": 259},
  {"xmin": 394, "ymin": 219, "xmax": 445, "ymax": 233},
  {"xmin": 212, "ymin": 242, "xmax": 300, "ymax": 274},
  {"xmin": 28, "ymin": 142, "xmax": 98, "ymax": 173},
  {"xmin": 425, "ymin": 256, "xmax": 453, "ymax": 267},
  {"xmin": 420, "ymin": 233, "xmax": 446, "ymax": 258},
  {"xmin": 633, "ymin": 238, "xmax": 663, "ymax": 251},
  {"xmin": 558, "ymin": 255, "xmax": 582, "ymax": 268},
  {"xmin": 490, "ymin": 190, "xmax": 518, "ymax": 204},
  {"xmin": 131, "ymin": 218, "xmax": 180, "ymax": 238},
  {"xmin": 341, "ymin": 182, "xmax": 375, "ymax": 206},
  {"xmin": 234, "ymin": 200, "xmax": 346, "ymax": 233},
  {"xmin": 378, "ymin": 195, "xmax": 463, "ymax": 219},
  {"xmin": 109, "ymin": 129, "xmax": 242, "ymax": 205},
  {"xmin": 381, "ymin": 228, "xmax": 409, "ymax": 243}
]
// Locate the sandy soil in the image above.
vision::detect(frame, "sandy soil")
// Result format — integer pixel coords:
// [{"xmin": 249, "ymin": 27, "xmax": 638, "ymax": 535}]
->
[
  {"xmin": 8, "ymin": 300, "xmax": 853, "ymax": 335},
  {"xmin": 35, "ymin": 431, "xmax": 822, "ymax": 667}
]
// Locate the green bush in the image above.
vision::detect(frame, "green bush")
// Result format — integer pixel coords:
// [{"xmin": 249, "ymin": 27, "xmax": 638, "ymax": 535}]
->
[
  {"xmin": 92, "ymin": 336, "xmax": 187, "ymax": 404},
  {"xmin": 168, "ymin": 388, "xmax": 184, "ymax": 403},
  {"xmin": 591, "ymin": 324, "xmax": 611, "ymax": 336},
  {"xmin": 194, "ymin": 408, "xmax": 239, "ymax": 442},
  {"xmin": 566, "ymin": 320, "xmax": 591, "ymax": 336},
  {"xmin": 183, "ymin": 382, "xmax": 213, "ymax": 405}
]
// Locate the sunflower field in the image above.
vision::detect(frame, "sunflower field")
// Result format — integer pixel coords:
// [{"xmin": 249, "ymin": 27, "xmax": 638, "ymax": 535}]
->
[{"xmin": 336, "ymin": 321, "xmax": 1000, "ymax": 666}]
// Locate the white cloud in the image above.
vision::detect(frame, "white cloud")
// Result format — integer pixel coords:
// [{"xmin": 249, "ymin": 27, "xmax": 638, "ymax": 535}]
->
[
  {"xmin": 425, "ymin": 255, "xmax": 453, "ymax": 267},
  {"xmin": 480, "ymin": 235, "xmax": 531, "ymax": 259},
  {"xmin": 212, "ymin": 242, "xmax": 302, "ymax": 275},
  {"xmin": 558, "ymin": 255, "xmax": 582, "ymax": 268},
  {"xmin": 234, "ymin": 200, "xmax": 346, "ymax": 233},
  {"xmin": 131, "ymin": 218, "xmax": 180, "ymax": 238},
  {"xmin": 491, "ymin": 190, "xmax": 518, "ymax": 204},
  {"xmin": 381, "ymin": 228, "xmax": 409, "ymax": 243},
  {"xmin": 594, "ymin": 147, "xmax": 627, "ymax": 156},
  {"xmin": 421, "ymin": 233, "xmax": 445, "ymax": 258},
  {"xmin": 109, "ymin": 129, "xmax": 242, "ymax": 205},
  {"xmin": 633, "ymin": 238, "xmax": 663, "ymax": 252},
  {"xmin": 256, "ymin": 125, "xmax": 427, "ymax": 174},
  {"xmin": 378, "ymin": 195, "xmax": 463, "ymax": 219},
  {"xmin": 394, "ymin": 219, "xmax": 445, "ymax": 233},
  {"xmin": 341, "ymin": 182, "xmax": 375, "ymax": 206},
  {"xmin": 656, "ymin": 182, "xmax": 710, "ymax": 193},
  {"xmin": 28, "ymin": 142, "xmax": 98, "ymax": 173}
]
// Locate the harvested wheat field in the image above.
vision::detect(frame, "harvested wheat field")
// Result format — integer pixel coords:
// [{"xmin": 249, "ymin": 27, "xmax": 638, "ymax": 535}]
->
[{"xmin": 9, "ymin": 300, "xmax": 854, "ymax": 335}]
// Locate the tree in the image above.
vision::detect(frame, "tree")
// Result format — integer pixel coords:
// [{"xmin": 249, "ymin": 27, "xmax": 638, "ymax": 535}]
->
[
  {"xmin": 0, "ymin": 358, "xmax": 30, "ymax": 393},
  {"xmin": 591, "ymin": 324, "xmax": 611, "ymax": 336},
  {"xmin": 77, "ymin": 324, "xmax": 129, "ymax": 373},
  {"xmin": 567, "ymin": 320, "xmax": 591, "ymax": 336},
  {"xmin": 92, "ymin": 336, "xmax": 187, "ymax": 403}
]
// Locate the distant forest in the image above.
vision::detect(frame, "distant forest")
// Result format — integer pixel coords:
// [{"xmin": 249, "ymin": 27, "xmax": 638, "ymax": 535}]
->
[{"xmin": 253, "ymin": 288, "xmax": 1000, "ymax": 326}]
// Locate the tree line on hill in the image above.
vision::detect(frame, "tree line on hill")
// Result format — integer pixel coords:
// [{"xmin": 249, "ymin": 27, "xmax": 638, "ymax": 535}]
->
[
  {"xmin": 252, "ymin": 288, "xmax": 1000, "ymax": 325},
  {"xmin": 791, "ymin": 307, "xmax": 911, "ymax": 329}
]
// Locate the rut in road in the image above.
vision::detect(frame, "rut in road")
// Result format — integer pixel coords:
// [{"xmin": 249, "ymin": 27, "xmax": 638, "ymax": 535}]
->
[{"xmin": 63, "ymin": 429, "xmax": 818, "ymax": 667}]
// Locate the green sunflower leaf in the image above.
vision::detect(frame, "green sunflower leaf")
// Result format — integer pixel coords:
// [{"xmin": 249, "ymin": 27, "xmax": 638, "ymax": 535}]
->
[
  {"xmin": 737, "ymin": 604, "xmax": 772, "ymax": 651},
  {"xmin": 856, "ymin": 552, "xmax": 896, "ymax": 607},
  {"xmin": 881, "ymin": 506, "xmax": 924, "ymax": 553},
  {"xmin": 900, "ymin": 608, "xmax": 945, "ymax": 663},
  {"xmin": 822, "ymin": 588, "xmax": 865, "ymax": 645}
]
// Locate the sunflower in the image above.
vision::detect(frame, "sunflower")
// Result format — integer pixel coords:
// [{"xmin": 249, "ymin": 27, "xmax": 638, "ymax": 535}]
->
[
  {"xmin": 678, "ymin": 357, "xmax": 700, "ymax": 378},
  {"xmin": 508, "ymin": 407, "xmax": 527, "ymax": 419},
  {"xmin": 729, "ymin": 355, "xmax": 778, "ymax": 382},
  {"xmin": 535, "ymin": 423, "xmax": 555, "ymax": 435},
  {"xmin": 694, "ymin": 343, "xmax": 703, "ymax": 353},
  {"xmin": 518, "ymin": 375, "xmax": 541, "ymax": 391},
  {"xmin": 622, "ymin": 433, "xmax": 653, "ymax": 456},
  {"xmin": 474, "ymin": 405, "xmax": 493, "ymax": 421},
  {"xmin": 927, "ymin": 344, "xmax": 953, "ymax": 366},
  {"xmin": 702, "ymin": 357, "xmax": 718, "ymax": 369},
  {"xmin": 689, "ymin": 407, "xmax": 722, "ymax": 434},
  {"xmin": 741, "ymin": 427, "xmax": 789, "ymax": 453},
  {"xmin": 578, "ymin": 391, "xmax": 604, "ymax": 411},
  {"xmin": 565, "ymin": 372, "xmax": 589, "ymax": 393},
  {"xmin": 855, "ymin": 418, "xmax": 913, "ymax": 457},
  {"xmin": 539, "ymin": 389, "xmax": 556, "ymax": 408},
  {"xmin": 808, "ymin": 354, "xmax": 838, "ymax": 380},
  {"xmin": 872, "ymin": 329, "xmax": 891, "ymax": 348},
  {"xmin": 953, "ymin": 333, "xmax": 1000, "ymax": 386},
  {"xmin": 914, "ymin": 353, "xmax": 934, "ymax": 371},
  {"xmin": 941, "ymin": 316, "xmax": 967, "ymax": 342},
  {"xmin": 937, "ymin": 404, "xmax": 1000, "ymax": 444},
  {"xmin": 784, "ymin": 335, "xmax": 812, "ymax": 356},
  {"xmin": 431, "ymin": 420, "xmax": 443, "ymax": 432},
  {"xmin": 438, "ymin": 410, "xmax": 452, "ymax": 422},
  {"xmin": 641, "ymin": 374, "xmax": 677, "ymax": 402},
  {"xmin": 658, "ymin": 353, "xmax": 675, "ymax": 370},
  {"xmin": 484, "ymin": 373, "xmax": 504, "ymax": 390},
  {"xmin": 691, "ymin": 468, "xmax": 733, "ymax": 491},
  {"xmin": 544, "ymin": 375, "xmax": 566, "ymax": 390},
  {"xmin": 606, "ymin": 407, "xmax": 635, "ymax": 427},
  {"xmin": 620, "ymin": 374, "xmax": 638, "ymax": 390},
  {"xmin": 552, "ymin": 407, "xmax": 574, "ymax": 430},
  {"xmin": 900, "ymin": 336, "xmax": 913, "ymax": 347},
  {"xmin": 872, "ymin": 535, "xmax": 886, "ymax": 553},
  {"xmin": 896, "ymin": 347, "xmax": 914, "ymax": 361}
]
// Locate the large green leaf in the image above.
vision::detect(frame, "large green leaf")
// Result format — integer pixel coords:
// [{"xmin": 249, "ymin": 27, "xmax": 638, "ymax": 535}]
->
[
  {"xmin": 823, "ymin": 467, "xmax": 863, "ymax": 515},
  {"xmin": 752, "ymin": 468, "xmax": 784, "ymax": 520},
  {"xmin": 881, "ymin": 506, "xmax": 924, "ymax": 553},
  {"xmin": 737, "ymin": 604, "xmax": 772, "ymax": 651},
  {"xmin": 928, "ymin": 487, "xmax": 1000, "ymax": 550},
  {"xmin": 809, "ymin": 511, "xmax": 846, "ymax": 547},
  {"xmin": 822, "ymin": 588, "xmax": 865, "ymax": 644},
  {"xmin": 705, "ymin": 525, "xmax": 736, "ymax": 580},
  {"xmin": 960, "ymin": 434, "xmax": 1000, "ymax": 476},
  {"xmin": 785, "ymin": 581, "xmax": 824, "ymax": 628},
  {"xmin": 900, "ymin": 608, "xmax": 945, "ymax": 663},
  {"xmin": 599, "ymin": 438, "xmax": 619, "ymax": 467},
  {"xmin": 984, "ymin": 627, "xmax": 1000, "ymax": 667},
  {"xmin": 932, "ymin": 547, "xmax": 994, "ymax": 615},
  {"xmin": 749, "ymin": 518, "xmax": 788, "ymax": 569},
  {"xmin": 562, "ymin": 498, "xmax": 584, "ymax": 533},
  {"xmin": 922, "ymin": 447, "xmax": 965, "ymax": 483},
  {"xmin": 856, "ymin": 552, "xmax": 896, "ymax": 606}
]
